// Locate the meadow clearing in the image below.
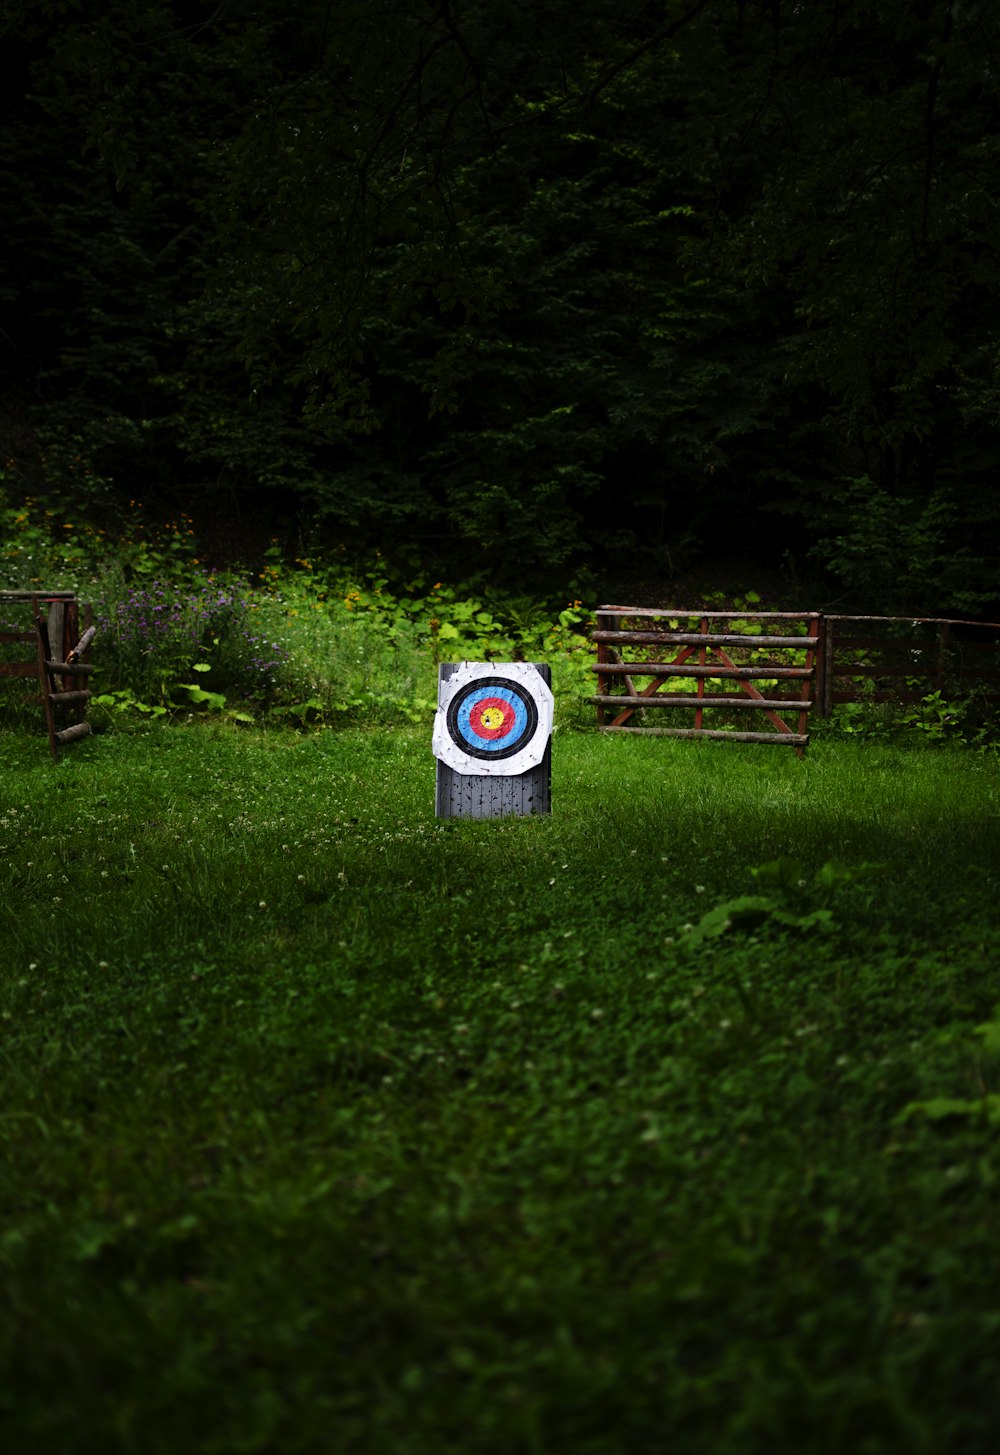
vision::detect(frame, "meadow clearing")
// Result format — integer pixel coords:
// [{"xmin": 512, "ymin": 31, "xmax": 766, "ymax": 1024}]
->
[{"xmin": 1, "ymin": 714, "xmax": 998, "ymax": 1454}]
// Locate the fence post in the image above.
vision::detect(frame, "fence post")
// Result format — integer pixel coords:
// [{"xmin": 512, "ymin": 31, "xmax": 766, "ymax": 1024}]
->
[
  {"xmin": 696, "ymin": 615, "xmax": 708, "ymax": 735},
  {"xmin": 595, "ymin": 611, "xmax": 615, "ymax": 726},
  {"xmin": 814, "ymin": 615, "xmax": 830, "ymax": 717},
  {"xmin": 822, "ymin": 615, "xmax": 835, "ymax": 716},
  {"xmin": 936, "ymin": 622, "xmax": 950, "ymax": 693}
]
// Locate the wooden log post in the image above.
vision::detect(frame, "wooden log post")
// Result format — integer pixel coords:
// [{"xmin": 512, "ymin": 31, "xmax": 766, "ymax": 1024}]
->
[
  {"xmin": 28, "ymin": 594, "xmax": 97, "ymax": 757},
  {"xmin": 67, "ymin": 624, "xmax": 97, "ymax": 663},
  {"xmin": 696, "ymin": 615, "xmax": 708, "ymax": 735},
  {"xmin": 54, "ymin": 721, "xmax": 92, "ymax": 745},
  {"xmin": 936, "ymin": 621, "xmax": 951, "ymax": 693},
  {"xmin": 594, "ymin": 611, "xmax": 616, "ymax": 726},
  {"xmin": 47, "ymin": 599, "xmax": 66, "ymax": 676}
]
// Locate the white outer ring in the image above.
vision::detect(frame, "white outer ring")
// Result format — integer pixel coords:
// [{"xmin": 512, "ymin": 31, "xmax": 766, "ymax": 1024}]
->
[{"xmin": 432, "ymin": 661, "xmax": 554, "ymax": 776}]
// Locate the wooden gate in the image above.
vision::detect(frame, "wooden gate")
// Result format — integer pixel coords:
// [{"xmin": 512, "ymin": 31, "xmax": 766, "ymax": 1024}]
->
[
  {"xmin": 592, "ymin": 606, "xmax": 820, "ymax": 756},
  {"xmin": 0, "ymin": 590, "xmax": 96, "ymax": 756}
]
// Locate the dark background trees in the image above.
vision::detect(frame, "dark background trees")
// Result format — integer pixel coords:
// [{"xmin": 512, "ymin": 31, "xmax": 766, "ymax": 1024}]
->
[{"xmin": 2, "ymin": 0, "xmax": 998, "ymax": 611}]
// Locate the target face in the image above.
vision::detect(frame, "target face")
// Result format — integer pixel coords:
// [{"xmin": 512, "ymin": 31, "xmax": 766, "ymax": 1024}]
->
[
  {"xmin": 447, "ymin": 678, "xmax": 538, "ymax": 761},
  {"xmin": 432, "ymin": 662, "xmax": 554, "ymax": 777}
]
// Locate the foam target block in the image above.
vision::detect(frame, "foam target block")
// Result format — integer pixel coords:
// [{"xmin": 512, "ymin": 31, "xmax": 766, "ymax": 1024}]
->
[{"xmin": 433, "ymin": 662, "xmax": 553, "ymax": 818}]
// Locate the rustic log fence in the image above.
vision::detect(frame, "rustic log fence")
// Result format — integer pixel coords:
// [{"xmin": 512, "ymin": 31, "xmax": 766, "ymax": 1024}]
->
[
  {"xmin": 819, "ymin": 614, "xmax": 1000, "ymax": 714},
  {"xmin": 592, "ymin": 607, "xmax": 819, "ymax": 756},
  {"xmin": 592, "ymin": 607, "xmax": 1000, "ymax": 755},
  {"xmin": 0, "ymin": 590, "xmax": 96, "ymax": 757}
]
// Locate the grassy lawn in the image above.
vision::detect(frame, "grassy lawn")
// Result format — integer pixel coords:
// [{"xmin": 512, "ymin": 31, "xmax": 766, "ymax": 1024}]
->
[{"xmin": 1, "ymin": 721, "xmax": 999, "ymax": 1454}]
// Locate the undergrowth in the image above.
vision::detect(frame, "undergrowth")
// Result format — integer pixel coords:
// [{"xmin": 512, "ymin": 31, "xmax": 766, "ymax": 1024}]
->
[
  {"xmin": 5, "ymin": 489, "xmax": 999, "ymax": 747},
  {"xmin": 1, "ymin": 494, "xmax": 595, "ymax": 728}
]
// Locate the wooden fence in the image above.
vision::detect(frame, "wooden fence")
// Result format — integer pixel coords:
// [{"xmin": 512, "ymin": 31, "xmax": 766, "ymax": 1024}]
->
[
  {"xmin": 592, "ymin": 607, "xmax": 1000, "ymax": 754},
  {"xmin": 592, "ymin": 607, "xmax": 819, "ymax": 755},
  {"xmin": 0, "ymin": 590, "xmax": 95, "ymax": 756},
  {"xmin": 819, "ymin": 615, "xmax": 1000, "ymax": 714}
]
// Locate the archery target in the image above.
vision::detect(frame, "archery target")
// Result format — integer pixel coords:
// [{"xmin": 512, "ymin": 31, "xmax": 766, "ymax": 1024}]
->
[{"xmin": 433, "ymin": 662, "xmax": 554, "ymax": 776}]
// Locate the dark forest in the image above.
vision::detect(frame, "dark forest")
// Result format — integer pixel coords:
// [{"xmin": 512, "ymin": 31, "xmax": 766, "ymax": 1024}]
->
[{"xmin": 2, "ymin": 0, "xmax": 999, "ymax": 610}]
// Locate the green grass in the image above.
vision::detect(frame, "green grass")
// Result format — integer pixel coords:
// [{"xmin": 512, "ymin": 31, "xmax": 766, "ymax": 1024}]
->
[{"xmin": 1, "ymin": 722, "xmax": 999, "ymax": 1454}]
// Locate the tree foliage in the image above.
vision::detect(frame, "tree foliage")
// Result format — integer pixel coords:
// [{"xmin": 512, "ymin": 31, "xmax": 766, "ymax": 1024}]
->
[
  {"xmin": 2, "ymin": 0, "xmax": 999, "ymax": 606},
  {"xmin": 0, "ymin": 0, "xmax": 333, "ymax": 529}
]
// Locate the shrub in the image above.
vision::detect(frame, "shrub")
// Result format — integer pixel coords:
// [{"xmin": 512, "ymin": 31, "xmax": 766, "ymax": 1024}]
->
[{"xmin": 95, "ymin": 567, "xmax": 289, "ymax": 708}]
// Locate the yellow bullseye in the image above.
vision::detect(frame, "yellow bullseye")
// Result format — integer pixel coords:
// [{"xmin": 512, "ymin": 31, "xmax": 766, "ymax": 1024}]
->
[{"xmin": 479, "ymin": 706, "xmax": 505, "ymax": 730}]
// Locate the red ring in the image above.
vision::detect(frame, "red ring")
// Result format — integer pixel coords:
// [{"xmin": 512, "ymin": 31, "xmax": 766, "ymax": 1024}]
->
[{"xmin": 468, "ymin": 695, "xmax": 516, "ymax": 740}]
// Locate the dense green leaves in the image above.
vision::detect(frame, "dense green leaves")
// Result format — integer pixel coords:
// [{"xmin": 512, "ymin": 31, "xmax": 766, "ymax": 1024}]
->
[
  {"xmin": 0, "ymin": 0, "xmax": 333, "ymax": 523},
  {"xmin": 2, "ymin": 0, "xmax": 999, "ymax": 604}
]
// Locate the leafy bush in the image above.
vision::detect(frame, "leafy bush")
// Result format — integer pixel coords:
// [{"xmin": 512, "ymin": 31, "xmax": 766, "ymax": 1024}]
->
[
  {"xmin": 252, "ymin": 552, "xmax": 596, "ymax": 728},
  {"xmin": 2, "ymin": 492, "xmax": 597, "ymax": 726},
  {"xmin": 677, "ymin": 857, "xmax": 886, "ymax": 949},
  {"xmin": 96, "ymin": 567, "xmax": 288, "ymax": 709},
  {"xmin": 0, "ymin": 488, "xmax": 200, "ymax": 593},
  {"xmin": 815, "ymin": 688, "xmax": 1000, "ymax": 751},
  {"xmin": 809, "ymin": 475, "xmax": 997, "ymax": 617}
]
